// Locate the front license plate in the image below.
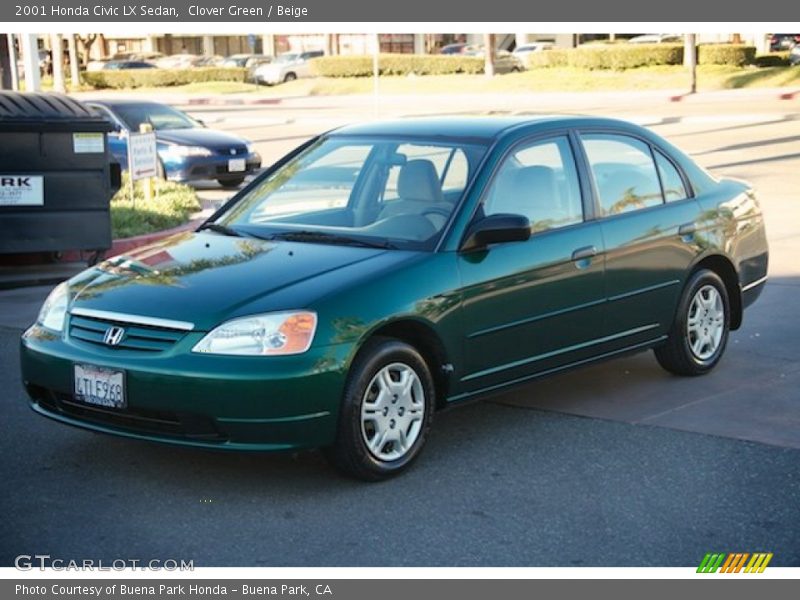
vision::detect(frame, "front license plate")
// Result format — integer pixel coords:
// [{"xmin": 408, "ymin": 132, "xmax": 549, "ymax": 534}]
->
[
  {"xmin": 74, "ymin": 364, "xmax": 126, "ymax": 409},
  {"xmin": 228, "ymin": 158, "xmax": 246, "ymax": 172}
]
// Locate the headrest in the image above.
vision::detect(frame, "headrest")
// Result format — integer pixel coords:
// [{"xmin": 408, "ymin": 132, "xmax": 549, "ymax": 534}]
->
[{"xmin": 397, "ymin": 159, "xmax": 444, "ymax": 204}]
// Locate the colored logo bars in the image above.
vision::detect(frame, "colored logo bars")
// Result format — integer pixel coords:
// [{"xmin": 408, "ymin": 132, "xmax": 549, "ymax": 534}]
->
[{"xmin": 697, "ymin": 552, "xmax": 773, "ymax": 573}]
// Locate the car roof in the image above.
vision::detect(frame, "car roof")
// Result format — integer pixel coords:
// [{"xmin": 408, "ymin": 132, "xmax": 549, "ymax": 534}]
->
[{"xmin": 329, "ymin": 116, "xmax": 636, "ymax": 142}]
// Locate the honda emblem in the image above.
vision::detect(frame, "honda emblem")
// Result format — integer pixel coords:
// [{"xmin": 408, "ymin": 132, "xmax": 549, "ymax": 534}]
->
[{"xmin": 103, "ymin": 326, "xmax": 126, "ymax": 346}]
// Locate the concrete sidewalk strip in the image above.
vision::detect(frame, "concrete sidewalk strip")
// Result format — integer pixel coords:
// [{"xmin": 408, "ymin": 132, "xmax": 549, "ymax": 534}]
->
[{"xmin": 69, "ymin": 86, "xmax": 800, "ymax": 110}]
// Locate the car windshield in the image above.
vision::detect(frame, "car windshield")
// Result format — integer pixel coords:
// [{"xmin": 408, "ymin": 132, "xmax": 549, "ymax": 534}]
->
[
  {"xmin": 274, "ymin": 53, "xmax": 300, "ymax": 64},
  {"xmin": 215, "ymin": 135, "xmax": 488, "ymax": 251},
  {"xmin": 111, "ymin": 103, "xmax": 199, "ymax": 131}
]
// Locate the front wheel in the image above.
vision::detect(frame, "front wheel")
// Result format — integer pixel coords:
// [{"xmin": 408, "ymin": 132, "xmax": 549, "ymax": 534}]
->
[
  {"xmin": 654, "ymin": 269, "xmax": 730, "ymax": 376},
  {"xmin": 327, "ymin": 338, "xmax": 435, "ymax": 481}
]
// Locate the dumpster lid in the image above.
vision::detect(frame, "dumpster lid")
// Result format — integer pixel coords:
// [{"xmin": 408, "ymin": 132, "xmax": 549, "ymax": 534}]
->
[{"xmin": 0, "ymin": 91, "xmax": 112, "ymax": 133}]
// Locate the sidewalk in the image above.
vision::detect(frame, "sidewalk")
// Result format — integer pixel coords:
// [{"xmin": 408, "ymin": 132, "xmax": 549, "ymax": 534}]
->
[{"xmin": 70, "ymin": 86, "xmax": 800, "ymax": 110}]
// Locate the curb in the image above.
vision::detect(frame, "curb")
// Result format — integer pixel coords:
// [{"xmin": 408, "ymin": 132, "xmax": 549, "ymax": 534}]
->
[{"xmin": 185, "ymin": 97, "xmax": 283, "ymax": 106}]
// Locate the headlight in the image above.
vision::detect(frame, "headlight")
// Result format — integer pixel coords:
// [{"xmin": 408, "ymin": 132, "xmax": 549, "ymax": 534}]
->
[
  {"xmin": 161, "ymin": 144, "xmax": 212, "ymax": 157},
  {"xmin": 245, "ymin": 142, "xmax": 255, "ymax": 154},
  {"xmin": 37, "ymin": 282, "xmax": 69, "ymax": 333},
  {"xmin": 193, "ymin": 311, "xmax": 317, "ymax": 356}
]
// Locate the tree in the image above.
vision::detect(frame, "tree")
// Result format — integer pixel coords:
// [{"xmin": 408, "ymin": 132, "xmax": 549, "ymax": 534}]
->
[
  {"xmin": 484, "ymin": 33, "xmax": 496, "ymax": 77},
  {"xmin": 75, "ymin": 34, "xmax": 98, "ymax": 65}
]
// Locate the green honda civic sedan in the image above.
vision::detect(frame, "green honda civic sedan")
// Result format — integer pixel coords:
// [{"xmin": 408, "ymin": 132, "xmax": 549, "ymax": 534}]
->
[{"xmin": 21, "ymin": 116, "xmax": 769, "ymax": 480}]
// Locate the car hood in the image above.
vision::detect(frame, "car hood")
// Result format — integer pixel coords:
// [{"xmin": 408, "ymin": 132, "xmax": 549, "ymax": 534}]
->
[
  {"xmin": 156, "ymin": 128, "xmax": 249, "ymax": 149},
  {"xmin": 67, "ymin": 231, "xmax": 398, "ymax": 331}
]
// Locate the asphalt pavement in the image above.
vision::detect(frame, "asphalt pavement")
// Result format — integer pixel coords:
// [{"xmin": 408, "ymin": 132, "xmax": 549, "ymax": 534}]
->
[{"xmin": 1, "ymin": 89, "xmax": 799, "ymax": 567}]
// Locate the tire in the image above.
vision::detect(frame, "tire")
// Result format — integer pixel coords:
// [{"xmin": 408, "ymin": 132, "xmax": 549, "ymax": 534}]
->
[
  {"xmin": 326, "ymin": 338, "xmax": 435, "ymax": 481},
  {"xmin": 283, "ymin": 72, "xmax": 297, "ymax": 83},
  {"xmin": 156, "ymin": 159, "xmax": 166, "ymax": 180},
  {"xmin": 654, "ymin": 269, "xmax": 730, "ymax": 376},
  {"xmin": 217, "ymin": 177, "xmax": 245, "ymax": 189}
]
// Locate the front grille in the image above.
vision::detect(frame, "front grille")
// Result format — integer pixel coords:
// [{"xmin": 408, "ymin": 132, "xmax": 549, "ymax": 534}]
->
[
  {"xmin": 29, "ymin": 385, "xmax": 225, "ymax": 441},
  {"xmin": 216, "ymin": 145, "xmax": 247, "ymax": 156},
  {"xmin": 68, "ymin": 314, "xmax": 185, "ymax": 352}
]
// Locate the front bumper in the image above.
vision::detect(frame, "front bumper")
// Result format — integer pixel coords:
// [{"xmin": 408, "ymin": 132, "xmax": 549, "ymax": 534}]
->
[
  {"xmin": 20, "ymin": 325, "xmax": 350, "ymax": 451},
  {"xmin": 255, "ymin": 72, "xmax": 283, "ymax": 85},
  {"xmin": 161, "ymin": 152, "xmax": 262, "ymax": 183}
]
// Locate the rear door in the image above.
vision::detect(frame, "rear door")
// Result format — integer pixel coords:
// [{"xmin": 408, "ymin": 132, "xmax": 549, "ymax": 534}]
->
[{"xmin": 578, "ymin": 131, "xmax": 702, "ymax": 346}]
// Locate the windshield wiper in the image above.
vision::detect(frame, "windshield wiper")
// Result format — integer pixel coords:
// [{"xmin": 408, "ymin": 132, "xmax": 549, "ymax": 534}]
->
[
  {"xmin": 268, "ymin": 230, "xmax": 396, "ymax": 249},
  {"xmin": 197, "ymin": 223, "xmax": 246, "ymax": 237}
]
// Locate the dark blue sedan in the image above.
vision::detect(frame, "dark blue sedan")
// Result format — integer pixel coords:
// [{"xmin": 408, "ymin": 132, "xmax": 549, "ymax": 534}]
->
[{"xmin": 87, "ymin": 100, "xmax": 262, "ymax": 188}]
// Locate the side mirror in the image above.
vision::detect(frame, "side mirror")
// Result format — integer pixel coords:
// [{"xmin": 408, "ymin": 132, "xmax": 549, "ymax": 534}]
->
[{"xmin": 461, "ymin": 213, "xmax": 531, "ymax": 252}]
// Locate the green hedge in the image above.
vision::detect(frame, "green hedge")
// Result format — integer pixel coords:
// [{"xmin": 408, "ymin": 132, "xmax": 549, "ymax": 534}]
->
[
  {"xmin": 83, "ymin": 67, "xmax": 248, "ymax": 89},
  {"xmin": 310, "ymin": 54, "xmax": 484, "ymax": 77},
  {"xmin": 527, "ymin": 44, "xmax": 683, "ymax": 70},
  {"xmin": 753, "ymin": 51, "xmax": 790, "ymax": 67},
  {"xmin": 697, "ymin": 44, "xmax": 756, "ymax": 66},
  {"xmin": 111, "ymin": 174, "xmax": 201, "ymax": 238},
  {"xmin": 526, "ymin": 49, "xmax": 570, "ymax": 68}
]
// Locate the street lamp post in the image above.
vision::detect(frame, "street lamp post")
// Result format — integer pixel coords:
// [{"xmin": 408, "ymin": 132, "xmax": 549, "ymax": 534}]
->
[{"xmin": 684, "ymin": 34, "xmax": 697, "ymax": 94}]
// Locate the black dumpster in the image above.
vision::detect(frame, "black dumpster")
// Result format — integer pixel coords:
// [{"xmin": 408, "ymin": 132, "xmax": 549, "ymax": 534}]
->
[{"xmin": 0, "ymin": 91, "xmax": 121, "ymax": 260}]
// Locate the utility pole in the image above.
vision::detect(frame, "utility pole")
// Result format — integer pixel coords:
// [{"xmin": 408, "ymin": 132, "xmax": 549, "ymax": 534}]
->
[
  {"xmin": 21, "ymin": 34, "xmax": 41, "ymax": 92},
  {"xmin": 7, "ymin": 35, "xmax": 19, "ymax": 90},
  {"xmin": 484, "ymin": 33, "xmax": 496, "ymax": 77},
  {"xmin": 0, "ymin": 35, "xmax": 11, "ymax": 89},
  {"xmin": 684, "ymin": 34, "xmax": 697, "ymax": 94},
  {"xmin": 51, "ymin": 34, "xmax": 66, "ymax": 93},
  {"xmin": 68, "ymin": 34, "xmax": 80, "ymax": 88}
]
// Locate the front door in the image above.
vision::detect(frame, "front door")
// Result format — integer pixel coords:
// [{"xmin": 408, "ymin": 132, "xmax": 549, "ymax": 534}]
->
[{"xmin": 456, "ymin": 134, "xmax": 606, "ymax": 397}]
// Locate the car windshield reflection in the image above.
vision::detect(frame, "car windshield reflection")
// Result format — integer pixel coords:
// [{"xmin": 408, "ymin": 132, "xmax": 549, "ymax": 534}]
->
[{"xmin": 216, "ymin": 136, "xmax": 488, "ymax": 251}]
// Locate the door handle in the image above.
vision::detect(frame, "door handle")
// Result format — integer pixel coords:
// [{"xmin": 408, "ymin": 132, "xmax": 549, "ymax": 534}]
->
[
  {"xmin": 571, "ymin": 245, "xmax": 598, "ymax": 262},
  {"xmin": 678, "ymin": 222, "xmax": 696, "ymax": 237}
]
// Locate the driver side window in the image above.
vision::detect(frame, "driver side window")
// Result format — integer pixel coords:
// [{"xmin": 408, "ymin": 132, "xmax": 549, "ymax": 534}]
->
[{"xmin": 484, "ymin": 136, "xmax": 584, "ymax": 233}]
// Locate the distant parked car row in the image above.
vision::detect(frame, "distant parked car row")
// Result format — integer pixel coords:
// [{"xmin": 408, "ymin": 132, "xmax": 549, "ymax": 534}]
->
[{"xmin": 85, "ymin": 50, "xmax": 327, "ymax": 85}]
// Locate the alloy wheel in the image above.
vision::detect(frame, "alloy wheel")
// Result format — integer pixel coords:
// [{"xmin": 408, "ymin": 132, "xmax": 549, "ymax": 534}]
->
[
  {"xmin": 686, "ymin": 284, "xmax": 725, "ymax": 360},
  {"xmin": 360, "ymin": 362, "xmax": 425, "ymax": 461}
]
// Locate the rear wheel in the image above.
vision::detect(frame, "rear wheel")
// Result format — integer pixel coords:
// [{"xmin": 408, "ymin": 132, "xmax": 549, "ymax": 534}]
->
[
  {"xmin": 327, "ymin": 338, "xmax": 434, "ymax": 481},
  {"xmin": 654, "ymin": 269, "xmax": 730, "ymax": 376}
]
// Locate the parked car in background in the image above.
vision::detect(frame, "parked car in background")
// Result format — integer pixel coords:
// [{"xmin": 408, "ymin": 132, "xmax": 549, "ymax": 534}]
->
[
  {"xmin": 790, "ymin": 45, "xmax": 800, "ymax": 65},
  {"xmin": 464, "ymin": 48, "xmax": 524, "ymax": 73},
  {"xmin": 253, "ymin": 50, "xmax": 323, "ymax": 85},
  {"xmin": 155, "ymin": 54, "xmax": 204, "ymax": 69},
  {"xmin": 102, "ymin": 60, "xmax": 156, "ymax": 70},
  {"xmin": 87, "ymin": 52, "xmax": 163, "ymax": 71},
  {"xmin": 628, "ymin": 34, "xmax": 682, "ymax": 44},
  {"xmin": 513, "ymin": 42, "xmax": 554, "ymax": 57},
  {"xmin": 87, "ymin": 100, "xmax": 261, "ymax": 188},
  {"xmin": 195, "ymin": 55, "xmax": 225, "ymax": 67},
  {"xmin": 769, "ymin": 33, "xmax": 800, "ymax": 51},
  {"xmin": 20, "ymin": 116, "xmax": 767, "ymax": 480},
  {"xmin": 222, "ymin": 53, "xmax": 272, "ymax": 68},
  {"xmin": 439, "ymin": 43, "xmax": 472, "ymax": 55}
]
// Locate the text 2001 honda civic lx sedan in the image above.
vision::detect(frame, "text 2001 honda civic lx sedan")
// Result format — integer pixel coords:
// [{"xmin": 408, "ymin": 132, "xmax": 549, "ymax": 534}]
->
[{"xmin": 21, "ymin": 117, "xmax": 769, "ymax": 480}]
